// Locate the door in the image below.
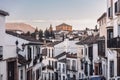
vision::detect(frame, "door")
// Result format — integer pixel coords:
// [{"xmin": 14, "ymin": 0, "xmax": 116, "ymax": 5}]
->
[{"xmin": 8, "ymin": 61, "xmax": 15, "ymax": 80}]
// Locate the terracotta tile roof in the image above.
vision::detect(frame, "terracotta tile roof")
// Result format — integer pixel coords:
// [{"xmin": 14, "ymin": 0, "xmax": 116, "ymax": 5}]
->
[
  {"xmin": 42, "ymin": 48, "xmax": 47, "ymax": 56},
  {"xmin": 0, "ymin": 10, "xmax": 9, "ymax": 16},
  {"xmin": 56, "ymin": 23, "xmax": 72, "ymax": 27},
  {"xmin": 76, "ymin": 34, "xmax": 99, "ymax": 45},
  {"xmin": 6, "ymin": 30, "xmax": 42, "ymax": 42}
]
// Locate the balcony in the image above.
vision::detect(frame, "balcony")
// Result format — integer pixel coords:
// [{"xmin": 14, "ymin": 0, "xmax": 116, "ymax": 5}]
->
[
  {"xmin": 66, "ymin": 65, "xmax": 70, "ymax": 70},
  {"xmin": 72, "ymin": 66, "xmax": 76, "ymax": 71},
  {"xmin": 107, "ymin": 36, "xmax": 120, "ymax": 53},
  {"xmin": 47, "ymin": 65, "xmax": 54, "ymax": 70}
]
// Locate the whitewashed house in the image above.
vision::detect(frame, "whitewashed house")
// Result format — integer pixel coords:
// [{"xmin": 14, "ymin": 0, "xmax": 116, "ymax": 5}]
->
[
  {"xmin": 76, "ymin": 27, "xmax": 106, "ymax": 79},
  {"xmin": 0, "ymin": 10, "xmax": 18, "ymax": 80},
  {"xmin": 106, "ymin": 0, "xmax": 120, "ymax": 79},
  {"xmin": 41, "ymin": 41, "xmax": 60, "ymax": 80},
  {"xmin": 0, "ymin": 10, "xmax": 43, "ymax": 80},
  {"xmin": 5, "ymin": 30, "xmax": 44, "ymax": 80},
  {"xmin": 55, "ymin": 52, "xmax": 78, "ymax": 80}
]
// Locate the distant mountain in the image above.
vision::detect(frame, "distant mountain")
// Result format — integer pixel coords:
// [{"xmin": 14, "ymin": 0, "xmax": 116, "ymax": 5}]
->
[{"xmin": 6, "ymin": 23, "xmax": 35, "ymax": 33}]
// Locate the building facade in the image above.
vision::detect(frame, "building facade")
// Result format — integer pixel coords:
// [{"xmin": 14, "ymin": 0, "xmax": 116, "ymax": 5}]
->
[{"xmin": 56, "ymin": 23, "xmax": 72, "ymax": 32}]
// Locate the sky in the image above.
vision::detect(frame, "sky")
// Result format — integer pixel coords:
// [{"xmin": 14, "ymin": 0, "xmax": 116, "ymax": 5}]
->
[{"xmin": 0, "ymin": 0, "xmax": 106, "ymax": 30}]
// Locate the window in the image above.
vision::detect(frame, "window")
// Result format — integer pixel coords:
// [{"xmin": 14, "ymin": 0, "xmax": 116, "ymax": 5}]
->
[
  {"xmin": 115, "ymin": 1, "xmax": 118, "ymax": 13},
  {"xmin": 79, "ymin": 73, "xmax": 81, "ymax": 78},
  {"xmin": 52, "ymin": 61, "xmax": 54, "ymax": 67},
  {"xmin": 49, "ymin": 49, "xmax": 50, "ymax": 57},
  {"xmin": 0, "ymin": 46, "xmax": 3, "ymax": 55},
  {"xmin": 115, "ymin": 0, "xmax": 120, "ymax": 15},
  {"xmin": 81, "ymin": 49, "xmax": 83, "ymax": 55},
  {"xmin": 28, "ymin": 46, "xmax": 31, "ymax": 60},
  {"xmin": 55, "ymin": 61, "xmax": 57, "ymax": 69},
  {"xmin": 39, "ymin": 68, "xmax": 41, "ymax": 77},
  {"xmin": 20, "ymin": 70, "xmax": 23, "ymax": 80},
  {"xmin": 0, "ymin": 46, "xmax": 3, "ymax": 59},
  {"xmin": 85, "ymin": 48, "xmax": 87, "ymax": 55},
  {"xmin": 63, "ymin": 76, "xmax": 65, "ymax": 80},
  {"xmin": 89, "ymin": 64, "xmax": 93, "ymax": 75},
  {"xmin": 49, "ymin": 73, "xmax": 50, "ymax": 80},
  {"xmin": 36, "ymin": 46, "xmax": 40, "ymax": 56},
  {"xmin": 67, "ymin": 60, "xmax": 70, "ymax": 69},
  {"xmin": 52, "ymin": 49, "xmax": 54, "ymax": 57},
  {"xmin": 110, "ymin": 61, "xmax": 114, "ymax": 77},
  {"xmin": 0, "ymin": 75, "xmax": 3, "ymax": 80},
  {"xmin": 63, "ymin": 64, "xmax": 65, "ymax": 73},
  {"xmin": 36, "ymin": 69, "xmax": 39, "ymax": 80},
  {"xmin": 98, "ymin": 40, "xmax": 105, "ymax": 57},
  {"xmin": 88, "ymin": 46, "xmax": 93, "ymax": 61},
  {"xmin": 118, "ymin": 26, "xmax": 120, "ymax": 36},
  {"xmin": 81, "ymin": 60, "xmax": 83, "ymax": 70},
  {"xmin": 72, "ymin": 60, "xmax": 76, "ymax": 70},
  {"xmin": 108, "ymin": 7, "xmax": 113, "ymax": 18},
  {"xmin": 59, "ymin": 64, "xmax": 61, "ymax": 71},
  {"xmin": 52, "ymin": 73, "xmax": 54, "ymax": 80},
  {"xmin": 107, "ymin": 29, "xmax": 113, "ymax": 40},
  {"xmin": 49, "ymin": 60, "xmax": 50, "ymax": 66}
]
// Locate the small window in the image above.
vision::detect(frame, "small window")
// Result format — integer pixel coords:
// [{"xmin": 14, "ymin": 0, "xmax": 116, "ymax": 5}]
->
[
  {"xmin": 49, "ymin": 60, "xmax": 50, "ymax": 65},
  {"xmin": 52, "ymin": 49, "xmax": 54, "ymax": 57},
  {"xmin": 0, "ymin": 46, "xmax": 3, "ymax": 55},
  {"xmin": 20, "ymin": 69, "xmax": 23, "ymax": 80},
  {"xmin": 85, "ymin": 48, "xmax": 87, "ymax": 55},
  {"xmin": 79, "ymin": 73, "xmax": 81, "ymax": 78},
  {"xmin": 81, "ymin": 49, "xmax": 83, "ymax": 55},
  {"xmin": 110, "ymin": 61, "xmax": 114, "ymax": 77},
  {"xmin": 49, "ymin": 73, "xmax": 50, "ymax": 80},
  {"xmin": 49, "ymin": 49, "xmax": 50, "ymax": 57}
]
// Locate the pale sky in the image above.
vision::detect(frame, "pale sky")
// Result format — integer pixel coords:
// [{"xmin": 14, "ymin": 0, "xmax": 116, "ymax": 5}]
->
[{"xmin": 0, "ymin": 0, "xmax": 106, "ymax": 30}]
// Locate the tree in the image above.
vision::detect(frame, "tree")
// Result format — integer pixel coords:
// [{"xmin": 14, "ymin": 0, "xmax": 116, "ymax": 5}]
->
[
  {"xmin": 48, "ymin": 24, "xmax": 55, "ymax": 39},
  {"xmin": 26, "ymin": 31, "xmax": 31, "ymax": 36},
  {"xmin": 44, "ymin": 29, "xmax": 50, "ymax": 39},
  {"xmin": 31, "ymin": 27, "xmax": 39, "ymax": 39},
  {"xmin": 39, "ymin": 29, "xmax": 43, "ymax": 39}
]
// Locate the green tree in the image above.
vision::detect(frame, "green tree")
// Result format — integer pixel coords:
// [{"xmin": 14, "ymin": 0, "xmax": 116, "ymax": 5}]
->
[
  {"xmin": 39, "ymin": 29, "xmax": 43, "ymax": 39},
  {"xmin": 44, "ymin": 29, "xmax": 50, "ymax": 39},
  {"xmin": 48, "ymin": 24, "xmax": 55, "ymax": 39},
  {"xmin": 31, "ymin": 27, "xmax": 39, "ymax": 39}
]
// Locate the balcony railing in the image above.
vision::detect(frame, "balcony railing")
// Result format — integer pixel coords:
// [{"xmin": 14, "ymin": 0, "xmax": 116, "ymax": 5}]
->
[
  {"xmin": 72, "ymin": 66, "xmax": 76, "ymax": 71},
  {"xmin": 107, "ymin": 37, "xmax": 120, "ymax": 48},
  {"xmin": 47, "ymin": 65, "xmax": 54, "ymax": 70}
]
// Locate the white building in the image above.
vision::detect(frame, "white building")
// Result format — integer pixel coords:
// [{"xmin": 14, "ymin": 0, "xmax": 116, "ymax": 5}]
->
[
  {"xmin": 0, "ymin": 10, "xmax": 43, "ymax": 80},
  {"xmin": 106, "ymin": 0, "xmax": 120, "ymax": 79}
]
